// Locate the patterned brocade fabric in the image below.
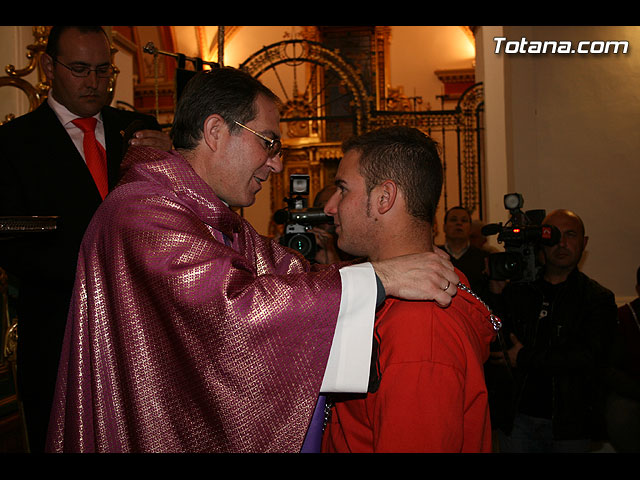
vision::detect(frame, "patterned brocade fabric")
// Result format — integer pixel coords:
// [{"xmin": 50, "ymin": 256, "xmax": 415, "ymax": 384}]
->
[{"xmin": 46, "ymin": 147, "xmax": 342, "ymax": 452}]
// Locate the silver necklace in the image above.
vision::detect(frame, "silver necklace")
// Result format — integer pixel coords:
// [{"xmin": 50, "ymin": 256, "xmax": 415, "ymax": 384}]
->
[{"xmin": 456, "ymin": 282, "xmax": 503, "ymax": 332}]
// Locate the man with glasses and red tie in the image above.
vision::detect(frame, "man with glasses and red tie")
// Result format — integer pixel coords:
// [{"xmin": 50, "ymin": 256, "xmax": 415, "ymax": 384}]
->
[
  {"xmin": 0, "ymin": 26, "xmax": 171, "ymax": 452},
  {"xmin": 45, "ymin": 67, "xmax": 460, "ymax": 452}
]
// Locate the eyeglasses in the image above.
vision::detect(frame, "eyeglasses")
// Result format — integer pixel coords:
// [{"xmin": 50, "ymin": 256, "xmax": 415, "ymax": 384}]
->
[
  {"xmin": 234, "ymin": 121, "xmax": 282, "ymax": 158},
  {"xmin": 54, "ymin": 59, "xmax": 115, "ymax": 78}
]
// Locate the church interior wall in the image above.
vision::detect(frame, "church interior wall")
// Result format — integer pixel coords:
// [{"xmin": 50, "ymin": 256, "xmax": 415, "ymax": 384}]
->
[{"xmin": 495, "ymin": 25, "xmax": 639, "ymax": 302}]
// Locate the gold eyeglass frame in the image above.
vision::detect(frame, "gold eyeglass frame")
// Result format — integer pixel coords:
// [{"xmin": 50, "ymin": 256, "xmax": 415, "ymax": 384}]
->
[{"xmin": 234, "ymin": 121, "xmax": 282, "ymax": 158}]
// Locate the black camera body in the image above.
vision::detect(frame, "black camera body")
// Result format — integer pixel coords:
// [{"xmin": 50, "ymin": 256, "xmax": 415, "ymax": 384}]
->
[
  {"xmin": 274, "ymin": 174, "xmax": 333, "ymax": 261},
  {"xmin": 483, "ymin": 193, "xmax": 560, "ymax": 283}
]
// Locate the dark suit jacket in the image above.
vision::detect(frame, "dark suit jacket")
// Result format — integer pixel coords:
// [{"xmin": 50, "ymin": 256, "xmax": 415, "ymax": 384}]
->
[
  {"xmin": 0, "ymin": 102, "xmax": 160, "ymax": 280},
  {"xmin": 0, "ymin": 101, "xmax": 161, "ymax": 445}
]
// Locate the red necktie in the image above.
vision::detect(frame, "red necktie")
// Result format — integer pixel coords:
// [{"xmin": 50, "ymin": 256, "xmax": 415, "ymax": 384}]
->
[{"xmin": 72, "ymin": 117, "xmax": 108, "ymax": 200}]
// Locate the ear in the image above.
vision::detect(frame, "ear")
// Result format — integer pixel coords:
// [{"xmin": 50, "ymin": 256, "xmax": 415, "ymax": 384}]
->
[
  {"xmin": 202, "ymin": 114, "xmax": 225, "ymax": 152},
  {"xmin": 41, "ymin": 53, "xmax": 55, "ymax": 82},
  {"xmin": 376, "ymin": 180, "xmax": 397, "ymax": 215}
]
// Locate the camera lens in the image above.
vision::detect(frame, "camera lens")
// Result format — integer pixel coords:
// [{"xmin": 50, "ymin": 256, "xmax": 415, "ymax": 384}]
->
[
  {"xmin": 292, "ymin": 178, "xmax": 308, "ymax": 193},
  {"xmin": 489, "ymin": 251, "xmax": 523, "ymax": 280},
  {"xmin": 501, "ymin": 252, "xmax": 523, "ymax": 276},
  {"xmin": 288, "ymin": 233, "xmax": 314, "ymax": 257},
  {"xmin": 504, "ymin": 259, "xmax": 519, "ymax": 273}
]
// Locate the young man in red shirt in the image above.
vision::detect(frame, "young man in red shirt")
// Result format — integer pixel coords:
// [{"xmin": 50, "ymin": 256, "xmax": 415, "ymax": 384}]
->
[{"xmin": 321, "ymin": 126, "xmax": 499, "ymax": 453}]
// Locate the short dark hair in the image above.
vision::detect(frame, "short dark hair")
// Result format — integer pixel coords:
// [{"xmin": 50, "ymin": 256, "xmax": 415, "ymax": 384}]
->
[
  {"xmin": 45, "ymin": 26, "xmax": 109, "ymax": 59},
  {"xmin": 171, "ymin": 67, "xmax": 280, "ymax": 150},
  {"xmin": 342, "ymin": 126, "xmax": 442, "ymax": 224},
  {"xmin": 444, "ymin": 206, "xmax": 471, "ymax": 223}
]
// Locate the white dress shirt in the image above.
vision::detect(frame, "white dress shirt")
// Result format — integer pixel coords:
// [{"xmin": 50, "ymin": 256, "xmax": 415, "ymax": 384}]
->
[{"xmin": 47, "ymin": 94, "xmax": 106, "ymax": 163}]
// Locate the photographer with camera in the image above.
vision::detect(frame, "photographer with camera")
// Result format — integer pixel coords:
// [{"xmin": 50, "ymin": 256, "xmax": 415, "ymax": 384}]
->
[
  {"xmin": 310, "ymin": 184, "xmax": 348, "ymax": 265},
  {"xmin": 487, "ymin": 208, "xmax": 617, "ymax": 452},
  {"xmin": 275, "ymin": 178, "xmax": 355, "ymax": 265},
  {"xmin": 274, "ymin": 176, "xmax": 342, "ymax": 265}
]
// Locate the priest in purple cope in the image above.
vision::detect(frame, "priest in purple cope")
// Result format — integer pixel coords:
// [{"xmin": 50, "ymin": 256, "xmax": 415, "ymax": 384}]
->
[{"xmin": 46, "ymin": 67, "xmax": 459, "ymax": 453}]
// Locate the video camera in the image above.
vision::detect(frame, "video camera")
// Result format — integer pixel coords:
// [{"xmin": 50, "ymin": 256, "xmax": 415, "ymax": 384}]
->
[
  {"xmin": 482, "ymin": 193, "xmax": 560, "ymax": 283},
  {"xmin": 273, "ymin": 174, "xmax": 333, "ymax": 261}
]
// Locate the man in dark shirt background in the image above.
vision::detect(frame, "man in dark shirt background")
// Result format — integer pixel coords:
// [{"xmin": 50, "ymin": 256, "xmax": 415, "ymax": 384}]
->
[{"xmin": 439, "ymin": 206, "xmax": 489, "ymax": 298}]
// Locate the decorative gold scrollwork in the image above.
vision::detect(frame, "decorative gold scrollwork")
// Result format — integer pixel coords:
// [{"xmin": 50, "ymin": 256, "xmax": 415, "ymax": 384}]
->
[
  {"xmin": 2, "ymin": 320, "xmax": 18, "ymax": 365},
  {"xmin": 455, "ymin": 83, "xmax": 484, "ymax": 215},
  {"xmin": 1, "ymin": 267, "xmax": 17, "ymax": 366},
  {"xmin": 240, "ymin": 39, "xmax": 371, "ymax": 136},
  {"xmin": 1, "ymin": 26, "xmax": 50, "ymax": 124}
]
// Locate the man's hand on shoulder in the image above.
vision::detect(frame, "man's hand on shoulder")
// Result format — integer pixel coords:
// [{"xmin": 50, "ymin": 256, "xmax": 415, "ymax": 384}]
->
[
  {"xmin": 129, "ymin": 129, "xmax": 173, "ymax": 151},
  {"xmin": 372, "ymin": 247, "xmax": 459, "ymax": 307}
]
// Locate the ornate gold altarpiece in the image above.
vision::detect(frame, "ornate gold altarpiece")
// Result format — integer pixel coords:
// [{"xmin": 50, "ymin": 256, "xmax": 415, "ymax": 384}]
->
[{"xmin": 235, "ymin": 26, "xmax": 484, "ymax": 231}]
